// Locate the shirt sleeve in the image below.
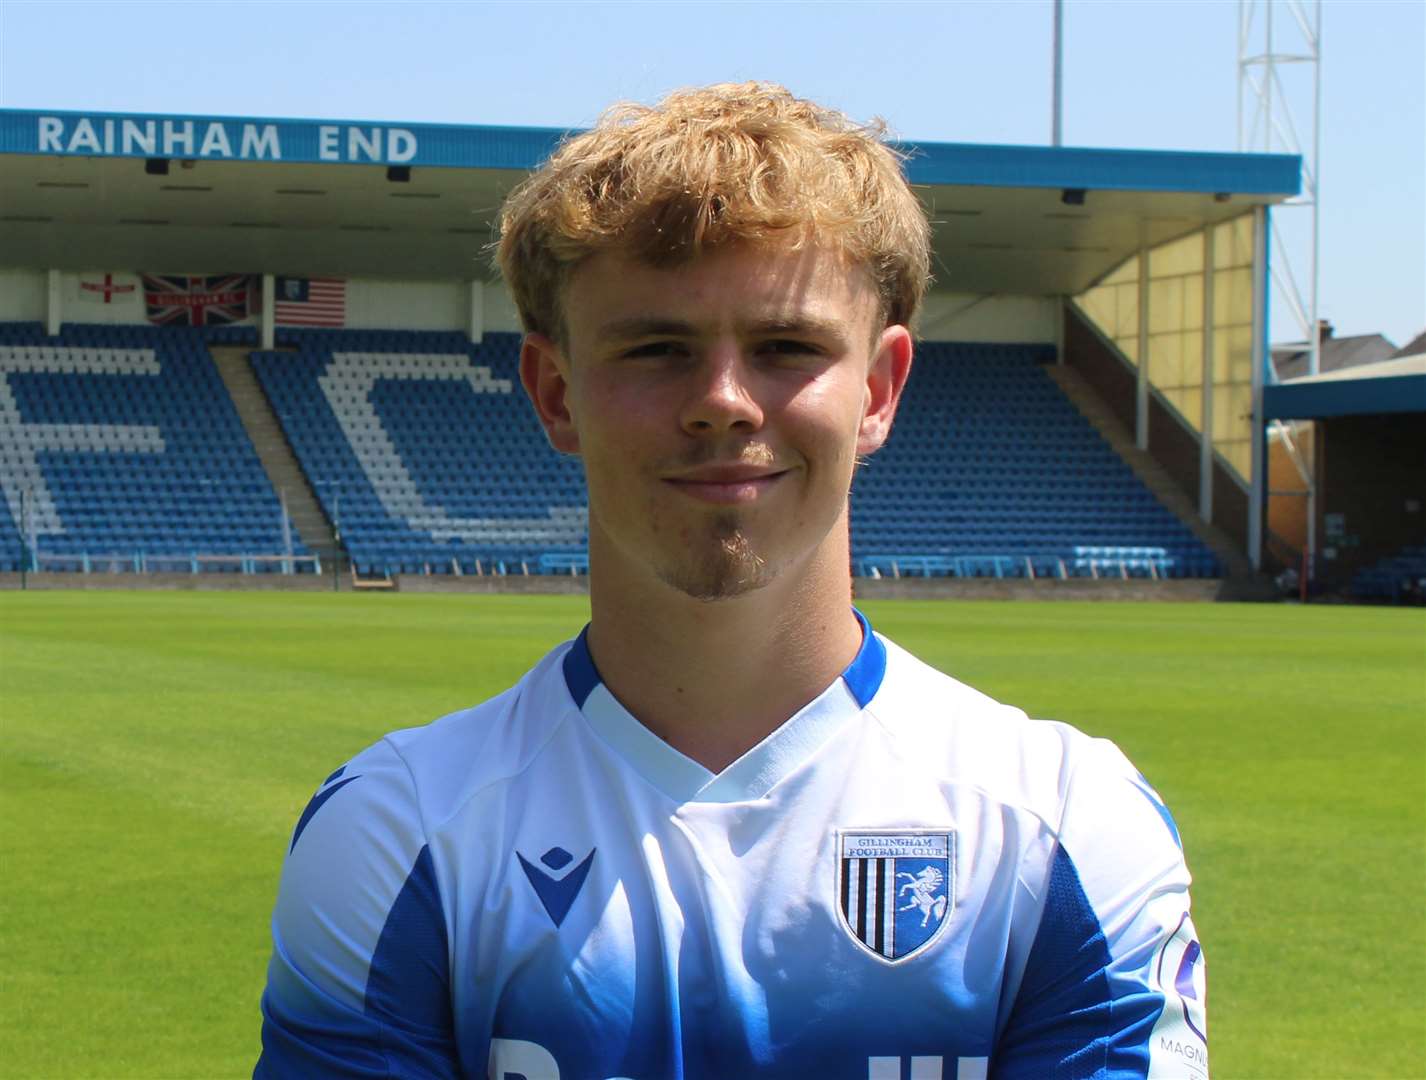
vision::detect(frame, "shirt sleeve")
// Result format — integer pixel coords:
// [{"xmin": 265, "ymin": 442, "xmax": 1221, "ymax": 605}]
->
[
  {"xmin": 992, "ymin": 738, "xmax": 1209, "ymax": 1080},
  {"xmin": 255, "ymin": 739, "xmax": 460, "ymax": 1079}
]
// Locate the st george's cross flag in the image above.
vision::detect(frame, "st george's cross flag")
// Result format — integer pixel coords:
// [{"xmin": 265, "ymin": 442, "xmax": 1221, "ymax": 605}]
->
[{"xmin": 78, "ymin": 273, "xmax": 138, "ymax": 304}]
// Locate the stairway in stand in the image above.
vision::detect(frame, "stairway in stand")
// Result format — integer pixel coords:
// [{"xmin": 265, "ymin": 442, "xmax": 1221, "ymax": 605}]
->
[
  {"xmin": 209, "ymin": 345, "xmax": 339, "ymax": 565},
  {"xmin": 1044, "ymin": 365, "xmax": 1254, "ymax": 579}
]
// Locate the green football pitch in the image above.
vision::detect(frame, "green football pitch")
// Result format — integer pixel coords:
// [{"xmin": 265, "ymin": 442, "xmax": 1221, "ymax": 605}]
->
[{"xmin": 2, "ymin": 591, "xmax": 1422, "ymax": 1079}]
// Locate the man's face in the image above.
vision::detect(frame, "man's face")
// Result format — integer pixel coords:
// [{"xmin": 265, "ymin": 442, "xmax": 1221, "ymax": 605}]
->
[{"xmin": 521, "ymin": 242, "xmax": 911, "ymax": 601}]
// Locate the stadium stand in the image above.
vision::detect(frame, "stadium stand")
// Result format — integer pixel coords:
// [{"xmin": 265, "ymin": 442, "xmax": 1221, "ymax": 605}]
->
[
  {"xmin": 851, "ymin": 342, "xmax": 1221, "ymax": 578},
  {"xmin": 3, "ymin": 105, "xmax": 1319, "ymax": 591},
  {"xmin": 1351, "ymin": 543, "xmax": 1426, "ymax": 603},
  {"xmin": 250, "ymin": 329, "xmax": 587, "ymax": 577},
  {"xmin": 247, "ymin": 331, "xmax": 1219, "ymax": 580},
  {"xmin": 0, "ymin": 321, "xmax": 311, "ymax": 574}
]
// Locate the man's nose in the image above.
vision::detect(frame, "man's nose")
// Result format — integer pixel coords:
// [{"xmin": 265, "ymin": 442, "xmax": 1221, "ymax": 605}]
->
[{"xmin": 679, "ymin": 345, "xmax": 764, "ymax": 435}]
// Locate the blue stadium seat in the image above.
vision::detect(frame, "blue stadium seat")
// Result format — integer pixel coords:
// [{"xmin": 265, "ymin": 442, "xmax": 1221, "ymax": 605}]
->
[
  {"xmin": 1351, "ymin": 544, "xmax": 1426, "ymax": 601},
  {"xmin": 0, "ymin": 321, "xmax": 310, "ymax": 573},
  {"xmin": 3, "ymin": 323, "xmax": 1226, "ymax": 580},
  {"xmin": 849, "ymin": 341, "xmax": 1221, "ymax": 578},
  {"xmin": 251, "ymin": 332, "xmax": 588, "ymax": 574}
]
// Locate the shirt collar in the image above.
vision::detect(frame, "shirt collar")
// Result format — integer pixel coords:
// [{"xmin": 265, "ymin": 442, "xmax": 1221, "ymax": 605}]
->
[{"xmin": 562, "ymin": 608, "xmax": 885, "ymax": 804}]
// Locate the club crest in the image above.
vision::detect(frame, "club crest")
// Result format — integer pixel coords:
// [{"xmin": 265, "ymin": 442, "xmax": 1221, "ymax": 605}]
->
[{"xmin": 837, "ymin": 830, "xmax": 954, "ymax": 962}]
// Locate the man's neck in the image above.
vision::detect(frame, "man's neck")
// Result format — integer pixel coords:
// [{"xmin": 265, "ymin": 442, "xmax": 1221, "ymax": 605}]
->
[{"xmin": 585, "ymin": 544, "xmax": 864, "ymax": 774}]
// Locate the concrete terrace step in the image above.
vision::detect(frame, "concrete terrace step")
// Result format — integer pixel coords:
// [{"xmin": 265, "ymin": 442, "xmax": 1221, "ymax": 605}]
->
[
  {"xmin": 209, "ymin": 345, "xmax": 338, "ymax": 555},
  {"xmin": 1044, "ymin": 365, "xmax": 1254, "ymax": 579}
]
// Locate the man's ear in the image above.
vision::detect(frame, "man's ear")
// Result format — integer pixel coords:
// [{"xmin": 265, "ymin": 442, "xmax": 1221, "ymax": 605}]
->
[
  {"xmin": 519, "ymin": 332, "xmax": 581, "ymax": 455},
  {"xmin": 857, "ymin": 324, "xmax": 913, "ymax": 456}
]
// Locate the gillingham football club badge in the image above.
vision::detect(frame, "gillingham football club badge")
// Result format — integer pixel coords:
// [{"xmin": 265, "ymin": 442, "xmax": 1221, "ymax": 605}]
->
[{"xmin": 837, "ymin": 830, "xmax": 955, "ymax": 962}]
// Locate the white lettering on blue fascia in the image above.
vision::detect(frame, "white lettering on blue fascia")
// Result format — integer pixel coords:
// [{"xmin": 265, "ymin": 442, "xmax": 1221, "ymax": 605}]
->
[
  {"xmin": 35, "ymin": 116, "xmax": 415, "ymax": 163},
  {"xmin": 37, "ymin": 116, "xmax": 281, "ymax": 160},
  {"xmin": 318, "ymin": 124, "xmax": 417, "ymax": 163}
]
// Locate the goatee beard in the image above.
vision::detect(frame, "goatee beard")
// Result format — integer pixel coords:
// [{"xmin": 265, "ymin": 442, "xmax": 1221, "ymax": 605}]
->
[{"xmin": 660, "ymin": 512, "xmax": 770, "ymax": 601}]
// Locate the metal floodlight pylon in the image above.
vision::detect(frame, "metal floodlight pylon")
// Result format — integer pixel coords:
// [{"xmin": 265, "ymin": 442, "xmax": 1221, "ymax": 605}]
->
[
  {"xmin": 1238, "ymin": 0, "xmax": 1322, "ymax": 376},
  {"xmin": 1239, "ymin": 0, "xmax": 1322, "ymax": 582}
]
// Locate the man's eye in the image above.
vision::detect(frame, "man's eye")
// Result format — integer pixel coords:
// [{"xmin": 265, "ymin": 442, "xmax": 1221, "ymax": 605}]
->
[
  {"xmin": 760, "ymin": 340, "xmax": 821, "ymax": 358},
  {"xmin": 624, "ymin": 342, "xmax": 685, "ymax": 359}
]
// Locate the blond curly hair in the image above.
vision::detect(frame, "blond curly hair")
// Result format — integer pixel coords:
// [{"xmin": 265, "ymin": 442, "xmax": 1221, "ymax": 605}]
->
[{"xmin": 496, "ymin": 82, "xmax": 930, "ymax": 342}]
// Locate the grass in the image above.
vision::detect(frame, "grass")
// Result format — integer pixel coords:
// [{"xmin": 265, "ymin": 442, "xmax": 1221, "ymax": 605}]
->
[{"xmin": 2, "ymin": 592, "xmax": 1422, "ymax": 1078}]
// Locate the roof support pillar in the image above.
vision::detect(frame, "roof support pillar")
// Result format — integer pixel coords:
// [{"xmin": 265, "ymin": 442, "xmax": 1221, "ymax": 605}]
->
[
  {"xmin": 1052, "ymin": 0, "xmax": 1065, "ymax": 147},
  {"xmin": 1249, "ymin": 205, "xmax": 1269, "ymax": 570},
  {"xmin": 467, "ymin": 280, "xmax": 484, "ymax": 345},
  {"xmin": 45, "ymin": 269, "xmax": 61, "ymax": 336},
  {"xmin": 1054, "ymin": 295, "xmax": 1065, "ymax": 364},
  {"xmin": 260, "ymin": 273, "xmax": 275, "ymax": 350},
  {"xmin": 1305, "ymin": 430, "xmax": 1317, "ymax": 583},
  {"xmin": 1136, "ymin": 246, "xmax": 1150, "ymax": 450},
  {"xmin": 1200, "ymin": 227, "xmax": 1216, "ymax": 523}
]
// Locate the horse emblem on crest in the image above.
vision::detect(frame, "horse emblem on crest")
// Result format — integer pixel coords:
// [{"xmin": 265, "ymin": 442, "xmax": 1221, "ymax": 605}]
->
[
  {"xmin": 838, "ymin": 830, "xmax": 955, "ymax": 963},
  {"xmin": 898, "ymin": 865, "xmax": 949, "ymax": 927}
]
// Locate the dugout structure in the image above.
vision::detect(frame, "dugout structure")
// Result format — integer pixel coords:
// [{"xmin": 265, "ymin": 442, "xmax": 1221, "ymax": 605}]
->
[
  {"xmin": 0, "ymin": 109, "xmax": 1300, "ymax": 581},
  {"xmin": 1262, "ymin": 351, "xmax": 1426, "ymax": 598}
]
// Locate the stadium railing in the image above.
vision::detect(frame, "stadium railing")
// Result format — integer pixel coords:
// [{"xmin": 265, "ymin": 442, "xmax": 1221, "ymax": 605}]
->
[
  {"xmin": 852, "ymin": 547, "xmax": 1203, "ymax": 581},
  {"xmin": 855, "ymin": 554, "xmax": 1067, "ymax": 579},
  {"xmin": 15, "ymin": 550, "xmax": 322, "ymax": 575}
]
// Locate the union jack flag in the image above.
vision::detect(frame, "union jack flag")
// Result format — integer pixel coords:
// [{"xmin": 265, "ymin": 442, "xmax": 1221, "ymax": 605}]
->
[{"xmin": 141, "ymin": 274, "xmax": 255, "ymax": 327}]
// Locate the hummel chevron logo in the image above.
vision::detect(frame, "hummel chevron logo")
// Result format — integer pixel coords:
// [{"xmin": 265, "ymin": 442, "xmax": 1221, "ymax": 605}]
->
[{"xmin": 517, "ymin": 846, "xmax": 596, "ymax": 928}]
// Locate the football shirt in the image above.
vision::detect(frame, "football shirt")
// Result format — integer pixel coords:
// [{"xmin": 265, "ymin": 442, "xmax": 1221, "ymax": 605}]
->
[{"xmin": 258, "ymin": 612, "xmax": 1208, "ymax": 1079}]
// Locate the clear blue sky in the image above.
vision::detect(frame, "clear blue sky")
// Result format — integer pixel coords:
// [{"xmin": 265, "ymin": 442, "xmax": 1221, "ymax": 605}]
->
[{"xmin": 1, "ymin": 0, "xmax": 1420, "ymax": 346}]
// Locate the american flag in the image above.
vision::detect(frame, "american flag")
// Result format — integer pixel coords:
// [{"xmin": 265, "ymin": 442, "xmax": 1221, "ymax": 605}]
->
[
  {"xmin": 141, "ymin": 274, "xmax": 254, "ymax": 327},
  {"xmin": 275, "ymin": 277, "xmax": 346, "ymax": 327}
]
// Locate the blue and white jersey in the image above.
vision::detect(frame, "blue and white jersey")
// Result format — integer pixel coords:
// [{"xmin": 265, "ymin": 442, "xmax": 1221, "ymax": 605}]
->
[{"xmin": 257, "ymin": 613, "xmax": 1208, "ymax": 1079}]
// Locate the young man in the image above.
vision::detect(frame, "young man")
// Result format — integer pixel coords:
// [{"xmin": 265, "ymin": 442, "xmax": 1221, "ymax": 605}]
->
[{"xmin": 257, "ymin": 84, "xmax": 1208, "ymax": 1079}]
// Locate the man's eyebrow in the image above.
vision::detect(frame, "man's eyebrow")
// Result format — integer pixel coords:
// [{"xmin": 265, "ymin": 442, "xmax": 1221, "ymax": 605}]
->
[
  {"xmin": 594, "ymin": 315, "xmax": 853, "ymax": 342},
  {"xmin": 595, "ymin": 317, "xmax": 698, "ymax": 341},
  {"xmin": 745, "ymin": 316, "xmax": 851, "ymax": 342}
]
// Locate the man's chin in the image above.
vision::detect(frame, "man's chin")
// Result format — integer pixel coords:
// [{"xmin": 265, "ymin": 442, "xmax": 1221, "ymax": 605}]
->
[
  {"xmin": 670, "ymin": 571, "xmax": 769, "ymax": 603},
  {"xmin": 657, "ymin": 530, "xmax": 772, "ymax": 602}
]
